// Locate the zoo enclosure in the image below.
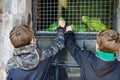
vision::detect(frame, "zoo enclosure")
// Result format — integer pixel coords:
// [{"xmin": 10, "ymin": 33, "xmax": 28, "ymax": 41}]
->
[{"xmin": 32, "ymin": 0, "xmax": 117, "ymax": 80}]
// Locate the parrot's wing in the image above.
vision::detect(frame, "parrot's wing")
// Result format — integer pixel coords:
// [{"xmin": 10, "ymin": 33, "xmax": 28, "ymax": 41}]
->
[{"xmin": 46, "ymin": 22, "xmax": 58, "ymax": 31}]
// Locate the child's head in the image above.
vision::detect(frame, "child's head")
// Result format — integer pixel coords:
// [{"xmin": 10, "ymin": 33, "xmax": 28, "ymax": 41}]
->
[
  {"xmin": 9, "ymin": 25, "xmax": 34, "ymax": 48},
  {"xmin": 96, "ymin": 29, "xmax": 120, "ymax": 53}
]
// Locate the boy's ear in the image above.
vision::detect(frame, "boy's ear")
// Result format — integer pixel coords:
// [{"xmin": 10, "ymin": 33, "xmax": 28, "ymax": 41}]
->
[
  {"xmin": 30, "ymin": 38, "xmax": 36, "ymax": 45},
  {"xmin": 96, "ymin": 43, "xmax": 99, "ymax": 50}
]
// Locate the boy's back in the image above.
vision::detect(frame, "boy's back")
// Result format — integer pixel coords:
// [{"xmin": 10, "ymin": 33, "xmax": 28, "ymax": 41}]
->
[
  {"xmin": 7, "ymin": 54, "xmax": 54, "ymax": 80},
  {"xmin": 77, "ymin": 50, "xmax": 120, "ymax": 80}
]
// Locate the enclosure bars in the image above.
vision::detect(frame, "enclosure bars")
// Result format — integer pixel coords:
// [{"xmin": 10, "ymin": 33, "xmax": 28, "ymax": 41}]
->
[
  {"xmin": 32, "ymin": 0, "xmax": 37, "ymax": 32},
  {"xmin": 32, "ymin": 0, "xmax": 117, "ymax": 80},
  {"xmin": 114, "ymin": 0, "xmax": 117, "ymax": 30}
]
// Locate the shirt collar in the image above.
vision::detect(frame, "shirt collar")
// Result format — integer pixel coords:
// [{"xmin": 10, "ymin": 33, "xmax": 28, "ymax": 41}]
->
[{"xmin": 96, "ymin": 50, "xmax": 116, "ymax": 61}]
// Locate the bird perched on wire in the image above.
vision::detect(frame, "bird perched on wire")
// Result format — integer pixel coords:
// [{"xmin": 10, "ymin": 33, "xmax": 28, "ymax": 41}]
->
[{"xmin": 81, "ymin": 16, "xmax": 107, "ymax": 31}]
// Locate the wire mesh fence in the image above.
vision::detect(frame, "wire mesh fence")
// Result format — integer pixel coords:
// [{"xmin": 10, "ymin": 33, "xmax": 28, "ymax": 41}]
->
[
  {"xmin": 33, "ymin": 1, "xmax": 117, "ymax": 80},
  {"xmin": 35, "ymin": 0, "xmax": 115, "ymax": 32}
]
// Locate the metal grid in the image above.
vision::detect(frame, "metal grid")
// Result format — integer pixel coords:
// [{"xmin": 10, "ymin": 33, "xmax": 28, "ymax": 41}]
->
[
  {"xmin": 35, "ymin": 0, "xmax": 115, "ymax": 32},
  {"xmin": 33, "ymin": 1, "xmax": 117, "ymax": 80},
  {"xmin": 36, "ymin": 0, "xmax": 58, "ymax": 31}
]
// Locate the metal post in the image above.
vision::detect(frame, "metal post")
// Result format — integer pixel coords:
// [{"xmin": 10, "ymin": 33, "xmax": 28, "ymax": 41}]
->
[
  {"xmin": 114, "ymin": 0, "xmax": 117, "ymax": 30},
  {"xmin": 54, "ymin": 56, "xmax": 59, "ymax": 80},
  {"xmin": 31, "ymin": 0, "xmax": 37, "ymax": 32}
]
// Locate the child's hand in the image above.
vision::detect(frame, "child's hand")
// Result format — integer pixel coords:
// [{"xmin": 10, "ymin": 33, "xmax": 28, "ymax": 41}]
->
[
  {"xmin": 58, "ymin": 18, "xmax": 66, "ymax": 28},
  {"xmin": 66, "ymin": 25, "xmax": 73, "ymax": 32}
]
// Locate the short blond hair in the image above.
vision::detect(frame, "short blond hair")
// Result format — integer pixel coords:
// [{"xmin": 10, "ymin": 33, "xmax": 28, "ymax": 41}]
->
[
  {"xmin": 9, "ymin": 25, "xmax": 34, "ymax": 48},
  {"xmin": 96, "ymin": 29, "xmax": 120, "ymax": 53}
]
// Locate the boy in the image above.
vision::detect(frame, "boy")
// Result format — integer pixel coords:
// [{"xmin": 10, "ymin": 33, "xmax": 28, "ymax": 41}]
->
[
  {"xmin": 6, "ymin": 19, "xmax": 66, "ymax": 80},
  {"xmin": 65, "ymin": 25, "xmax": 120, "ymax": 80}
]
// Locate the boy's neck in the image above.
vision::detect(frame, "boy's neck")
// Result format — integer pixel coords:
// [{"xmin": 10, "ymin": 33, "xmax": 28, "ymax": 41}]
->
[{"xmin": 96, "ymin": 50, "xmax": 116, "ymax": 61}]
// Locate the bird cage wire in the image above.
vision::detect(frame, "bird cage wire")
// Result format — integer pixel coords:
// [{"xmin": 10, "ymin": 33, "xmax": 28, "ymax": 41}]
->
[
  {"xmin": 32, "ymin": 1, "xmax": 117, "ymax": 80},
  {"xmin": 34, "ymin": 0, "xmax": 116, "ymax": 32}
]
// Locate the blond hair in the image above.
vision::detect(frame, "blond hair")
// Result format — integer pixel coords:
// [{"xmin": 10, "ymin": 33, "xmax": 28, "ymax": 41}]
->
[
  {"xmin": 9, "ymin": 25, "xmax": 34, "ymax": 48},
  {"xmin": 96, "ymin": 29, "xmax": 120, "ymax": 53}
]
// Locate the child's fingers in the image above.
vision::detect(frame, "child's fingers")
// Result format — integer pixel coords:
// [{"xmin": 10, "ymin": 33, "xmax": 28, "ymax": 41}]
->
[
  {"xmin": 58, "ymin": 19, "xmax": 66, "ymax": 28},
  {"xmin": 66, "ymin": 25, "xmax": 72, "ymax": 31}
]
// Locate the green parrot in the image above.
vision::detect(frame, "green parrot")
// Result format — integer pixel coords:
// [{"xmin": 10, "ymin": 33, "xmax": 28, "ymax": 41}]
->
[
  {"xmin": 45, "ymin": 22, "xmax": 58, "ymax": 31},
  {"xmin": 45, "ymin": 17, "xmax": 64, "ymax": 31},
  {"xmin": 82, "ymin": 16, "xmax": 107, "ymax": 31},
  {"xmin": 72, "ymin": 24, "xmax": 87, "ymax": 32}
]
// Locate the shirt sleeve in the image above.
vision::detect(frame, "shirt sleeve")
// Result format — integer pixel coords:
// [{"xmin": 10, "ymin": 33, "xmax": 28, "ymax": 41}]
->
[
  {"xmin": 40, "ymin": 27, "xmax": 65, "ymax": 60},
  {"xmin": 65, "ymin": 31, "xmax": 92, "ymax": 67}
]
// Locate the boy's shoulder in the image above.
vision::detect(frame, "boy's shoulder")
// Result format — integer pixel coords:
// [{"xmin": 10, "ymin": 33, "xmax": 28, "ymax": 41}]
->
[{"xmin": 6, "ymin": 57, "xmax": 18, "ymax": 72}]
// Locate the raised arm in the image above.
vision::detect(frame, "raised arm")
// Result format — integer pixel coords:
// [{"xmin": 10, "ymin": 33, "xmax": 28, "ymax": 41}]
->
[
  {"xmin": 41, "ymin": 19, "xmax": 66, "ymax": 59},
  {"xmin": 65, "ymin": 26, "xmax": 91, "ymax": 67}
]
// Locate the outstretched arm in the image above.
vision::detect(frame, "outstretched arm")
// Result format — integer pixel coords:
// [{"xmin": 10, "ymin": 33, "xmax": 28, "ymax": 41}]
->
[
  {"xmin": 41, "ymin": 19, "xmax": 66, "ymax": 59},
  {"xmin": 65, "ymin": 26, "xmax": 91, "ymax": 67}
]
